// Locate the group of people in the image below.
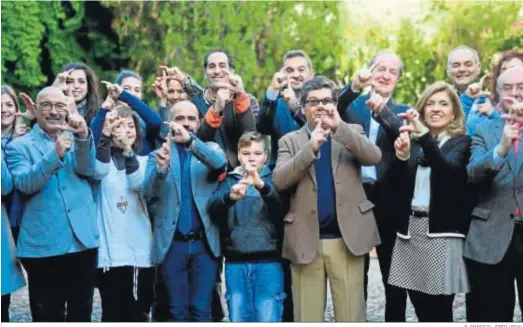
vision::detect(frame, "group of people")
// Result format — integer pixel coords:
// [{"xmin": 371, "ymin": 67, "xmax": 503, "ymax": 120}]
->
[{"xmin": 1, "ymin": 45, "xmax": 523, "ymax": 323}]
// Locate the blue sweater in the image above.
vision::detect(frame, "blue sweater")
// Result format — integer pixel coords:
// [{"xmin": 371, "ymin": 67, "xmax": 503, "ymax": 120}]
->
[
  {"xmin": 314, "ymin": 137, "xmax": 341, "ymax": 239},
  {"xmin": 90, "ymin": 90, "xmax": 163, "ymax": 155}
]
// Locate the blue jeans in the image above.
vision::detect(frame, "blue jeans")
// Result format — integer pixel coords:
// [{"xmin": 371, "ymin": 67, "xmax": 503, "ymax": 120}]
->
[
  {"xmin": 161, "ymin": 239, "xmax": 218, "ymax": 322},
  {"xmin": 225, "ymin": 262, "xmax": 286, "ymax": 322}
]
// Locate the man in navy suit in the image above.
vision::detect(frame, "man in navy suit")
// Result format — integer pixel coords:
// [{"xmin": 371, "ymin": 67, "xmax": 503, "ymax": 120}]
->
[{"xmin": 337, "ymin": 52, "xmax": 409, "ymax": 322}]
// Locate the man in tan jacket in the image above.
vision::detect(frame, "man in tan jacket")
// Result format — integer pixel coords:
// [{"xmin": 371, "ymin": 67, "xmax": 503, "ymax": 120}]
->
[{"xmin": 272, "ymin": 76, "xmax": 381, "ymax": 322}]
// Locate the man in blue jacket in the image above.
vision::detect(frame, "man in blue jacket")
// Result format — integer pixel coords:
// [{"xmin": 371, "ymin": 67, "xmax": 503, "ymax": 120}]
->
[
  {"xmin": 143, "ymin": 101, "xmax": 227, "ymax": 322},
  {"xmin": 337, "ymin": 52, "xmax": 409, "ymax": 322},
  {"xmin": 5, "ymin": 86, "xmax": 99, "ymax": 322},
  {"xmin": 257, "ymin": 50, "xmax": 314, "ymax": 170}
]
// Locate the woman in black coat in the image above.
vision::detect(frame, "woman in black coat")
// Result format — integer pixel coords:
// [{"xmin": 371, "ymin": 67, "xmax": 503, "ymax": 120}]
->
[{"xmin": 375, "ymin": 81, "xmax": 471, "ymax": 322}]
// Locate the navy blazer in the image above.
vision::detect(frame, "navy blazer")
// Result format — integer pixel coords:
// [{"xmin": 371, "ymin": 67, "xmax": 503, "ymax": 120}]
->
[{"xmin": 338, "ymin": 86, "xmax": 409, "ymax": 181}]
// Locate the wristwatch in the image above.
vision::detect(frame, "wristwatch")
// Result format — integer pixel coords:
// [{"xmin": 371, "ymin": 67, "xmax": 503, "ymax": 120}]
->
[
  {"xmin": 184, "ymin": 133, "xmax": 196, "ymax": 148},
  {"xmin": 123, "ymin": 150, "xmax": 135, "ymax": 158}
]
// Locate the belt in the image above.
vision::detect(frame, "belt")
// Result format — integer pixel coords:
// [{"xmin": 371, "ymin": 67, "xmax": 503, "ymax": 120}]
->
[
  {"xmin": 411, "ymin": 210, "xmax": 429, "ymax": 218},
  {"xmin": 173, "ymin": 230, "xmax": 205, "ymax": 242}
]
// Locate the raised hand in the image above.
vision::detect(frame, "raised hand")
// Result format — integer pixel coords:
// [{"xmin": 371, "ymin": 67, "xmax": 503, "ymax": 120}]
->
[
  {"xmin": 101, "ymin": 81, "xmax": 123, "ymax": 100},
  {"xmin": 101, "ymin": 92, "xmax": 116, "ymax": 111},
  {"xmin": 311, "ymin": 119, "xmax": 330, "ymax": 153},
  {"xmin": 498, "ymin": 119, "xmax": 521, "ymax": 157},
  {"xmin": 214, "ymin": 88, "xmax": 232, "ymax": 114},
  {"xmin": 281, "ymin": 87, "xmax": 300, "ymax": 113},
  {"xmin": 394, "ymin": 120, "xmax": 411, "ymax": 159},
  {"xmin": 52, "ymin": 69, "xmax": 73, "ymax": 96},
  {"xmin": 230, "ymin": 183, "xmax": 247, "ymax": 201},
  {"xmin": 159, "ymin": 65, "xmax": 187, "ymax": 82},
  {"xmin": 269, "ymin": 70, "xmax": 288, "ymax": 93},
  {"xmin": 465, "ymin": 73, "xmax": 492, "ymax": 99},
  {"xmin": 156, "ymin": 136, "xmax": 171, "ymax": 173},
  {"xmin": 102, "ymin": 111, "xmax": 121, "ymax": 137},
  {"xmin": 164, "ymin": 121, "xmax": 191, "ymax": 144},
  {"xmin": 55, "ymin": 132, "xmax": 73, "ymax": 159},
  {"xmin": 14, "ymin": 117, "xmax": 28, "ymax": 137},
  {"xmin": 242, "ymin": 167, "xmax": 265, "ymax": 189},
  {"xmin": 57, "ymin": 113, "xmax": 89, "ymax": 139},
  {"xmin": 114, "ymin": 128, "xmax": 133, "ymax": 155},
  {"xmin": 152, "ymin": 70, "xmax": 168, "ymax": 100},
  {"xmin": 476, "ymin": 97, "xmax": 494, "ymax": 116},
  {"xmin": 15, "ymin": 93, "xmax": 37, "ymax": 121},
  {"xmin": 353, "ymin": 62, "xmax": 380, "ymax": 90},
  {"xmin": 398, "ymin": 108, "xmax": 428, "ymax": 137},
  {"xmin": 365, "ymin": 91, "xmax": 386, "ymax": 113},
  {"xmin": 321, "ymin": 105, "xmax": 341, "ymax": 131}
]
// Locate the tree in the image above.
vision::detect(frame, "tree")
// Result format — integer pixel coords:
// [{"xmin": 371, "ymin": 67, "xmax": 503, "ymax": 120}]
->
[{"xmin": 102, "ymin": 1, "xmax": 343, "ymax": 103}]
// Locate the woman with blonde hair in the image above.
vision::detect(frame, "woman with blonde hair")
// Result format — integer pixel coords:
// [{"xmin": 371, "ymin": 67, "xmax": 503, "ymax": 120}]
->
[{"xmin": 374, "ymin": 81, "xmax": 471, "ymax": 321}]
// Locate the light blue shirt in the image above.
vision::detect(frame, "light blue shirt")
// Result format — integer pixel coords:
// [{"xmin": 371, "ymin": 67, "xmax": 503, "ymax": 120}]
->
[
  {"xmin": 266, "ymin": 89, "xmax": 279, "ymax": 101},
  {"xmin": 361, "ymin": 116, "xmax": 380, "ymax": 183}
]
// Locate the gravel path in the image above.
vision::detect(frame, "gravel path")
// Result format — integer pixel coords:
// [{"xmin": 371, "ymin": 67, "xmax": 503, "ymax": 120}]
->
[{"xmin": 8, "ymin": 258, "xmax": 521, "ymax": 322}]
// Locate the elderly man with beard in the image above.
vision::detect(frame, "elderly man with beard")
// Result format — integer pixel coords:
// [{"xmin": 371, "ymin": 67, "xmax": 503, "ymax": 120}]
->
[
  {"xmin": 337, "ymin": 52, "xmax": 410, "ymax": 321},
  {"xmin": 465, "ymin": 66, "xmax": 523, "ymax": 322},
  {"xmin": 143, "ymin": 100, "xmax": 226, "ymax": 322},
  {"xmin": 5, "ymin": 86, "xmax": 98, "ymax": 322}
]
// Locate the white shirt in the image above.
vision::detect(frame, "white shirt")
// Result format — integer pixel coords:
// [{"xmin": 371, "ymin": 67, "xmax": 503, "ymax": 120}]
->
[
  {"xmin": 96, "ymin": 156, "xmax": 152, "ymax": 270},
  {"xmin": 411, "ymin": 133, "xmax": 450, "ymax": 212}
]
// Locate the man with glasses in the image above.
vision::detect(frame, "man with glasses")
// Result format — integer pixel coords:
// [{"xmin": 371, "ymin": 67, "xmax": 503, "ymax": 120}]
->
[
  {"xmin": 5, "ymin": 86, "xmax": 99, "ymax": 322},
  {"xmin": 272, "ymin": 76, "xmax": 381, "ymax": 322},
  {"xmin": 465, "ymin": 66, "xmax": 523, "ymax": 322},
  {"xmin": 337, "ymin": 52, "xmax": 409, "ymax": 321}
]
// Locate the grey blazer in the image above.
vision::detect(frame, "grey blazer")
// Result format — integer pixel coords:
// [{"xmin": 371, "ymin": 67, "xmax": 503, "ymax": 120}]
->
[
  {"xmin": 465, "ymin": 117, "xmax": 523, "ymax": 264},
  {"xmin": 143, "ymin": 138, "xmax": 226, "ymax": 264}
]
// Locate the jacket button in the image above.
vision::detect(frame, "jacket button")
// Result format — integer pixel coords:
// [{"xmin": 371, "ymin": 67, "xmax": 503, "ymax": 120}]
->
[
  {"xmin": 312, "ymin": 187, "xmax": 316, "ymax": 192},
  {"xmin": 311, "ymin": 209, "xmax": 316, "ymax": 214}
]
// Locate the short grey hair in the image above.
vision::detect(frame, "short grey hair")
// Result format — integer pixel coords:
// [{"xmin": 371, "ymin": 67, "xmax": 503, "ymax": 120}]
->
[
  {"xmin": 447, "ymin": 46, "xmax": 481, "ymax": 67},
  {"xmin": 496, "ymin": 66, "xmax": 523, "ymax": 95},
  {"xmin": 367, "ymin": 52, "xmax": 404, "ymax": 78},
  {"xmin": 283, "ymin": 50, "xmax": 313, "ymax": 71}
]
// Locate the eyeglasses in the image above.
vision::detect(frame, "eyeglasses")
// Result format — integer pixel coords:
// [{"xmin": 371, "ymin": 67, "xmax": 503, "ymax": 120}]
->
[
  {"xmin": 305, "ymin": 98, "xmax": 335, "ymax": 107},
  {"xmin": 38, "ymin": 102, "xmax": 68, "ymax": 112},
  {"xmin": 501, "ymin": 84, "xmax": 523, "ymax": 92}
]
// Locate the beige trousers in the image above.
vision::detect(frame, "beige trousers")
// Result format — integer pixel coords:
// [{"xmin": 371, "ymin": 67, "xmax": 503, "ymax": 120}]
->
[{"xmin": 291, "ymin": 238, "xmax": 366, "ymax": 322}]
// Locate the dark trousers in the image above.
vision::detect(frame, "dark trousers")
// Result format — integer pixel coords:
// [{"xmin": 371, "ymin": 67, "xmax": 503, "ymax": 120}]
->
[
  {"xmin": 408, "ymin": 290, "xmax": 454, "ymax": 322},
  {"xmin": 465, "ymin": 224, "xmax": 523, "ymax": 322},
  {"xmin": 137, "ymin": 267, "xmax": 155, "ymax": 321},
  {"xmin": 21, "ymin": 249, "xmax": 97, "ymax": 322},
  {"xmin": 212, "ymin": 260, "xmax": 224, "ymax": 322},
  {"xmin": 161, "ymin": 239, "xmax": 218, "ymax": 322},
  {"xmin": 96, "ymin": 266, "xmax": 137, "ymax": 322},
  {"xmin": 363, "ymin": 183, "xmax": 407, "ymax": 322},
  {"xmin": 151, "ymin": 265, "xmax": 170, "ymax": 322},
  {"xmin": 282, "ymin": 259, "xmax": 294, "ymax": 322},
  {"xmin": 2, "ymin": 295, "xmax": 10, "ymax": 322}
]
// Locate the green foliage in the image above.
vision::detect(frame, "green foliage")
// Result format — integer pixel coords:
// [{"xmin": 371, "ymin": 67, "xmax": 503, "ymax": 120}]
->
[
  {"xmin": 101, "ymin": 1, "xmax": 343, "ymax": 103},
  {"xmin": 340, "ymin": 1, "xmax": 523, "ymax": 105},
  {"xmin": 1, "ymin": 1, "xmax": 522, "ymax": 107},
  {"xmin": 1, "ymin": 1, "xmax": 118, "ymax": 97}
]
